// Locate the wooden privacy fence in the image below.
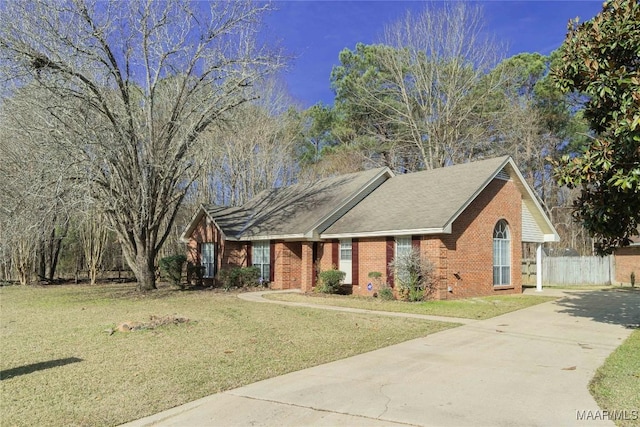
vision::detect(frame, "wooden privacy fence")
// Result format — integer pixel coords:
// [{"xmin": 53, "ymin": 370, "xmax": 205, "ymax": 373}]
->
[{"xmin": 542, "ymin": 256, "xmax": 614, "ymax": 285}]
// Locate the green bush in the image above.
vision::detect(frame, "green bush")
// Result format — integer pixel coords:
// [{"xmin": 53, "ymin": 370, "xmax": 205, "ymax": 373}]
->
[
  {"xmin": 317, "ymin": 269, "xmax": 346, "ymax": 294},
  {"xmin": 378, "ymin": 286, "xmax": 395, "ymax": 301},
  {"xmin": 368, "ymin": 271, "xmax": 394, "ymax": 300},
  {"xmin": 239, "ymin": 266, "xmax": 262, "ymax": 287},
  {"xmin": 159, "ymin": 255, "xmax": 187, "ymax": 289},
  {"xmin": 368, "ymin": 271, "xmax": 382, "ymax": 281},
  {"xmin": 218, "ymin": 266, "xmax": 262, "ymax": 290}
]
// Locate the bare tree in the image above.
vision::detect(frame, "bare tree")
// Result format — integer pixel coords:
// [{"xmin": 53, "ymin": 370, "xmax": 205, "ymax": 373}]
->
[
  {"xmin": 79, "ymin": 206, "xmax": 109, "ymax": 286},
  {"xmin": 330, "ymin": 3, "xmax": 505, "ymax": 172},
  {"xmin": 382, "ymin": 3, "xmax": 506, "ymax": 169},
  {"xmin": 0, "ymin": 0, "xmax": 281, "ymax": 290},
  {"xmin": 0, "ymin": 88, "xmax": 73, "ymax": 284},
  {"xmin": 193, "ymin": 78, "xmax": 300, "ymax": 207}
]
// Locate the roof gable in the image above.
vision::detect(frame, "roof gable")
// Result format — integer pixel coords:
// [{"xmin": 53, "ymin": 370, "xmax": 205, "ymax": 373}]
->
[
  {"xmin": 182, "ymin": 156, "xmax": 559, "ymax": 244},
  {"xmin": 322, "ymin": 156, "xmax": 511, "ymax": 237},
  {"xmin": 182, "ymin": 167, "xmax": 393, "ymax": 241},
  {"xmin": 322, "ymin": 156, "xmax": 559, "ymax": 242}
]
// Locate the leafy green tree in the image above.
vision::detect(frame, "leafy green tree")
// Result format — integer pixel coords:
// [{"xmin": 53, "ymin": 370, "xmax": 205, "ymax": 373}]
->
[
  {"xmin": 552, "ymin": 0, "xmax": 640, "ymax": 254},
  {"xmin": 297, "ymin": 103, "xmax": 338, "ymax": 166},
  {"xmin": 330, "ymin": 43, "xmax": 408, "ymax": 170}
]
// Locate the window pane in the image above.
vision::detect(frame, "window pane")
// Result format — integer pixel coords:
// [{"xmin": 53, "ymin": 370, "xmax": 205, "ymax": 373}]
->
[
  {"xmin": 252, "ymin": 241, "xmax": 270, "ymax": 281},
  {"xmin": 396, "ymin": 236, "xmax": 412, "ymax": 257},
  {"xmin": 493, "ymin": 221, "xmax": 510, "ymax": 286},
  {"xmin": 340, "ymin": 240, "xmax": 352, "ymax": 261},
  {"xmin": 502, "ymin": 266, "xmax": 510, "ymax": 284},
  {"xmin": 201, "ymin": 243, "xmax": 215, "ymax": 278}
]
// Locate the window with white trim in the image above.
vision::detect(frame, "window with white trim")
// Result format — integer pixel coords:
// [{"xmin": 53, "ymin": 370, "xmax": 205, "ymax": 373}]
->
[
  {"xmin": 252, "ymin": 241, "xmax": 270, "ymax": 282},
  {"xmin": 493, "ymin": 220, "xmax": 511, "ymax": 286},
  {"xmin": 339, "ymin": 239, "xmax": 352, "ymax": 261},
  {"xmin": 201, "ymin": 243, "xmax": 215, "ymax": 278},
  {"xmin": 395, "ymin": 236, "xmax": 412, "ymax": 258}
]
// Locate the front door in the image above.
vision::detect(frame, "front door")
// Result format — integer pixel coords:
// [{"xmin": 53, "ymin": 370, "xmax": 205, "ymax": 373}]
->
[{"xmin": 339, "ymin": 239, "xmax": 352, "ymax": 284}]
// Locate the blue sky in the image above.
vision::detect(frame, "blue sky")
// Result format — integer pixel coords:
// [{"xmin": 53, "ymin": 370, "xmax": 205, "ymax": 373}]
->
[{"xmin": 262, "ymin": 1, "xmax": 603, "ymax": 108}]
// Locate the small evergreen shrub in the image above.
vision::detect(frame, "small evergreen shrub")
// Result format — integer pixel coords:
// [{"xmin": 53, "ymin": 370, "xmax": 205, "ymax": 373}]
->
[
  {"xmin": 368, "ymin": 271, "xmax": 382, "ymax": 281},
  {"xmin": 317, "ymin": 269, "xmax": 346, "ymax": 294},
  {"xmin": 159, "ymin": 255, "xmax": 187, "ymax": 289},
  {"xmin": 218, "ymin": 266, "xmax": 262, "ymax": 290},
  {"xmin": 239, "ymin": 266, "xmax": 262, "ymax": 287},
  {"xmin": 378, "ymin": 286, "xmax": 395, "ymax": 301}
]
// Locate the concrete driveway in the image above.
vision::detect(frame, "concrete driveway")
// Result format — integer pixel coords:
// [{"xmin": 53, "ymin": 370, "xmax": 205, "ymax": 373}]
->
[{"xmin": 123, "ymin": 289, "xmax": 639, "ymax": 427}]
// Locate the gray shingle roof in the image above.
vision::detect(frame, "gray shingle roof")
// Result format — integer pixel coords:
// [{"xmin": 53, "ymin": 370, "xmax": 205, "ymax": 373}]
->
[
  {"xmin": 322, "ymin": 156, "xmax": 511, "ymax": 236},
  {"xmin": 207, "ymin": 167, "xmax": 391, "ymax": 240}
]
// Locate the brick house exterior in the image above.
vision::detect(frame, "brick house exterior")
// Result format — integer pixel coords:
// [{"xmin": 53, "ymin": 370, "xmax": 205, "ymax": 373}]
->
[
  {"xmin": 613, "ymin": 236, "xmax": 639, "ymax": 285},
  {"xmin": 181, "ymin": 156, "xmax": 559, "ymax": 299}
]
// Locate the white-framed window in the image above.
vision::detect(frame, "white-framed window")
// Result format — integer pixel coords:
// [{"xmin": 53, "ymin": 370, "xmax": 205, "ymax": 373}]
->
[
  {"xmin": 253, "ymin": 241, "xmax": 270, "ymax": 282},
  {"xmin": 339, "ymin": 239, "xmax": 352, "ymax": 284},
  {"xmin": 339, "ymin": 239, "xmax": 352, "ymax": 261},
  {"xmin": 394, "ymin": 236, "xmax": 413, "ymax": 286},
  {"xmin": 493, "ymin": 220, "xmax": 511, "ymax": 286},
  {"xmin": 395, "ymin": 236, "xmax": 412, "ymax": 258},
  {"xmin": 201, "ymin": 243, "xmax": 215, "ymax": 278}
]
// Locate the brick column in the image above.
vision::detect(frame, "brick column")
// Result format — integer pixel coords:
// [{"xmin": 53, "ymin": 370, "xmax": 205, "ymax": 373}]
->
[{"xmin": 301, "ymin": 242, "xmax": 314, "ymax": 293}]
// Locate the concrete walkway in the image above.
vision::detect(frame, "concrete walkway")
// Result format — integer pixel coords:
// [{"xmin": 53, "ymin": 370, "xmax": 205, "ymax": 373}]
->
[
  {"xmin": 238, "ymin": 290, "xmax": 477, "ymax": 325},
  {"xmin": 123, "ymin": 289, "xmax": 639, "ymax": 427}
]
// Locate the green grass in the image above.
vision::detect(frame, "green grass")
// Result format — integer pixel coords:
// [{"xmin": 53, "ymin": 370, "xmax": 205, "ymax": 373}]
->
[
  {"xmin": 0, "ymin": 284, "xmax": 456, "ymax": 426},
  {"xmin": 265, "ymin": 292, "xmax": 557, "ymax": 319},
  {"xmin": 590, "ymin": 329, "xmax": 640, "ymax": 427}
]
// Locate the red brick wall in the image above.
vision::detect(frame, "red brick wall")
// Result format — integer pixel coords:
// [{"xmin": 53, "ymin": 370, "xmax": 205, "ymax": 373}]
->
[
  {"xmin": 186, "ymin": 215, "xmax": 218, "ymax": 265},
  {"xmin": 614, "ymin": 247, "xmax": 640, "ymax": 284},
  {"xmin": 353, "ymin": 237, "xmax": 389, "ymax": 296},
  {"xmin": 300, "ymin": 242, "xmax": 314, "ymax": 292},
  {"xmin": 442, "ymin": 178, "xmax": 522, "ymax": 299},
  {"xmin": 222, "ymin": 241, "xmax": 248, "ymax": 269},
  {"xmin": 317, "ymin": 242, "xmax": 335, "ymax": 272},
  {"xmin": 347, "ymin": 178, "xmax": 523, "ymax": 299},
  {"xmin": 186, "ymin": 214, "xmax": 248, "ymax": 285},
  {"xmin": 418, "ymin": 236, "xmax": 449, "ymax": 300},
  {"xmin": 271, "ymin": 241, "xmax": 303, "ymax": 290}
]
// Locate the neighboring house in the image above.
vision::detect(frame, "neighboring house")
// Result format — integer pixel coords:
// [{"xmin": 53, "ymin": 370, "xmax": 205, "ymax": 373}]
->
[
  {"xmin": 181, "ymin": 156, "xmax": 560, "ymax": 299},
  {"xmin": 614, "ymin": 234, "xmax": 640, "ymax": 285}
]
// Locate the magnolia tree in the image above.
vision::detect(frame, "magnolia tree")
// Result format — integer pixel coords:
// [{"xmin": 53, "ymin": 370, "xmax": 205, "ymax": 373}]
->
[
  {"xmin": 552, "ymin": 0, "xmax": 640, "ymax": 254},
  {"xmin": 0, "ymin": 0, "xmax": 281, "ymax": 290}
]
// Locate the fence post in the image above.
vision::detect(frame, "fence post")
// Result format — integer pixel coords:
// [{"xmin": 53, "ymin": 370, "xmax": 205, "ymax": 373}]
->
[{"xmin": 609, "ymin": 254, "xmax": 615, "ymax": 285}]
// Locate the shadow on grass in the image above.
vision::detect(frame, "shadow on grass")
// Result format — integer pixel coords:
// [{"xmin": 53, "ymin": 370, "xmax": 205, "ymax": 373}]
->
[
  {"xmin": 554, "ymin": 289, "xmax": 640, "ymax": 329},
  {"xmin": 1, "ymin": 357, "xmax": 83, "ymax": 380}
]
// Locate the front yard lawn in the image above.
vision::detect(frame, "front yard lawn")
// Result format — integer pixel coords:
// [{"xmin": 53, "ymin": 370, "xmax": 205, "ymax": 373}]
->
[
  {"xmin": 265, "ymin": 292, "xmax": 557, "ymax": 319},
  {"xmin": 0, "ymin": 284, "xmax": 456, "ymax": 426},
  {"xmin": 590, "ymin": 329, "xmax": 640, "ymax": 427}
]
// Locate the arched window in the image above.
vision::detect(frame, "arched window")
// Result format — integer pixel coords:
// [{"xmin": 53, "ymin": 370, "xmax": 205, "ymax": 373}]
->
[{"xmin": 493, "ymin": 220, "xmax": 511, "ymax": 286}]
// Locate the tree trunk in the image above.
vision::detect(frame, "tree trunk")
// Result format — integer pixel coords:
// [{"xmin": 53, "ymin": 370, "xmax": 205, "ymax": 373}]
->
[
  {"xmin": 37, "ymin": 238, "xmax": 46, "ymax": 280},
  {"xmin": 134, "ymin": 251, "xmax": 157, "ymax": 291},
  {"xmin": 47, "ymin": 222, "xmax": 67, "ymax": 281}
]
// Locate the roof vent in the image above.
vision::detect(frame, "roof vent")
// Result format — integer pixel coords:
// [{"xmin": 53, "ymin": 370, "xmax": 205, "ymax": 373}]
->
[{"xmin": 496, "ymin": 168, "xmax": 510, "ymax": 181}]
